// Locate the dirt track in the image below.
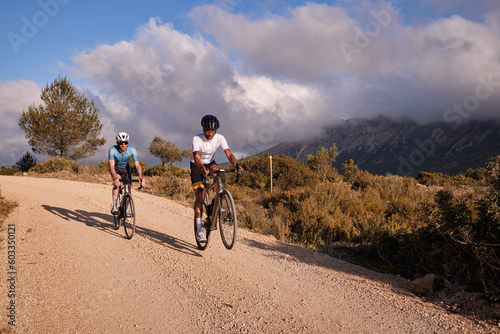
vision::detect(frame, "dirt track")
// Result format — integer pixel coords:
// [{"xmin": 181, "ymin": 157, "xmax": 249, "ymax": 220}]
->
[{"xmin": 0, "ymin": 175, "xmax": 497, "ymax": 333}]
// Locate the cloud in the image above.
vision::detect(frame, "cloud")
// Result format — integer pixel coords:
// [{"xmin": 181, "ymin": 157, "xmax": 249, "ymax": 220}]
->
[
  {"xmin": 414, "ymin": 0, "xmax": 500, "ymax": 23},
  {"xmin": 189, "ymin": 3, "xmax": 500, "ymax": 122},
  {"xmin": 189, "ymin": 3, "xmax": 355, "ymax": 79},
  {"xmin": 69, "ymin": 17, "xmax": 331, "ymax": 163},
  {"xmin": 0, "ymin": 80, "xmax": 42, "ymax": 165}
]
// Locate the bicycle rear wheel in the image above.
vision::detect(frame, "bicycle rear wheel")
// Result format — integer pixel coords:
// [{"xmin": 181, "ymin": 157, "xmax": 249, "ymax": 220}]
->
[
  {"xmin": 195, "ymin": 193, "xmax": 211, "ymax": 250},
  {"xmin": 123, "ymin": 194, "xmax": 136, "ymax": 239},
  {"xmin": 219, "ymin": 190, "xmax": 237, "ymax": 250}
]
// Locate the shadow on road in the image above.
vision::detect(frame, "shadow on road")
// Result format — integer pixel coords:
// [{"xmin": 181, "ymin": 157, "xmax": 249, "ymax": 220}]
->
[
  {"xmin": 42, "ymin": 205, "xmax": 408, "ymax": 296},
  {"xmin": 42, "ymin": 204, "xmax": 122, "ymax": 238},
  {"xmin": 135, "ymin": 224, "xmax": 201, "ymax": 257},
  {"xmin": 41, "ymin": 205, "xmax": 201, "ymax": 257}
]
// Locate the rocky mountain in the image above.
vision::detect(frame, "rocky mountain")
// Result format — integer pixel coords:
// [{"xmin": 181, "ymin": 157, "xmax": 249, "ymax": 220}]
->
[{"xmin": 263, "ymin": 116, "xmax": 500, "ymax": 176}]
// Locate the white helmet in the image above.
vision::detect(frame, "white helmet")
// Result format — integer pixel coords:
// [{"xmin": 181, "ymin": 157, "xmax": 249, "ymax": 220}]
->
[{"xmin": 116, "ymin": 132, "xmax": 129, "ymax": 142}]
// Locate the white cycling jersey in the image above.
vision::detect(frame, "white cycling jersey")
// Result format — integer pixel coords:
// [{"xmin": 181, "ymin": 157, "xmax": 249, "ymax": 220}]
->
[{"xmin": 190, "ymin": 133, "xmax": 229, "ymax": 164}]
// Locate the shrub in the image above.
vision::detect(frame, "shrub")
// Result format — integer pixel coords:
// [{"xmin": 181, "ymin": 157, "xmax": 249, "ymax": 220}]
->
[
  {"xmin": 240, "ymin": 154, "xmax": 319, "ymax": 191},
  {"xmin": 373, "ymin": 164, "xmax": 500, "ymax": 294},
  {"xmin": 15, "ymin": 152, "xmax": 37, "ymax": 172},
  {"xmin": 99, "ymin": 160, "xmax": 109, "ymax": 172},
  {"xmin": 147, "ymin": 168, "xmax": 191, "ymax": 201},
  {"xmin": 145, "ymin": 165, "xmax": 189, "ymax": 178},
  {"xmin": 0, "ymin": 165, "xmax": 16, "ymax": 175},
  {"xmin": 416, "ymin": 171, "xmax": 449, "ymax": 186},
  {"xmin": 0, "ymin": 187, "xmax": 17, "ymax": 223},
  {"xmin": 31, "ymin": 158, "xmax": 82, "ymax": 173},
  {"xmin": 144, "ymin": 165, "xmax": 168, "ymax": 177}
]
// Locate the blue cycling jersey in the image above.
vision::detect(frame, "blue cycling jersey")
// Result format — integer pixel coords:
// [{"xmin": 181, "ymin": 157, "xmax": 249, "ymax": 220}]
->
[{"xmin": 108, "ymin": 145, "xmax": 139, "ymax": 168}]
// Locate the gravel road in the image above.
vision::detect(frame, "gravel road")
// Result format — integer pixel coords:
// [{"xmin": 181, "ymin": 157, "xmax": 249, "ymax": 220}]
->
[{"xmin": 0, "ymin": 176, "xmax": 497, "ymax": 333}]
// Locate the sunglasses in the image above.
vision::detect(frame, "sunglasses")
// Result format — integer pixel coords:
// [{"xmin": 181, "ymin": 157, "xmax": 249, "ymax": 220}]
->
[{"xmin": 118, "ymin": 141, "xmax": 128, "ymax": 145}]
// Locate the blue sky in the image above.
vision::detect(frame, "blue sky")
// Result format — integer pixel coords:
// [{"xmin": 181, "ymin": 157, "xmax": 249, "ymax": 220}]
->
[
  {"xmin": 1, "ymin": 0, "xmax": 500, "ymax": 166},
  {"xmin": 2, "ymin": 1, "xmax": 199, "ymax": 85}
]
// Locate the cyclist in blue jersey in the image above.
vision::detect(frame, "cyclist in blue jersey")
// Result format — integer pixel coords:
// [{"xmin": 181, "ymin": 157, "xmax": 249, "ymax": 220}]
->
[
  {"xmin": 108, "ymin": 132, "xmax": 145, "ymax": 215},
  {"xmin": 190, "ymin": 115, "xmax": 242, "ymax": 242}
]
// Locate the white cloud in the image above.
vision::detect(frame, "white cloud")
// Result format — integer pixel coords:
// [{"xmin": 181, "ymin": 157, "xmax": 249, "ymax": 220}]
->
[
  {"xmin": 69, "ymin": 17, "xmax": 333, "ymax": 164},
  {"xmin": 0, "ymin": 80, "xmax": 42, "ymax": 165},
  {"xmin": 189, "ymin": 3, "xmax": 500, "ymax": 122},
  {"xmin": 189, "ymin": 4, "xmax": 356, "ymax": 79}
]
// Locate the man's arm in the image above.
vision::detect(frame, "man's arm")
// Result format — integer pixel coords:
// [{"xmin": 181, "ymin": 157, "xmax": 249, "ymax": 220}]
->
[
  {"xmin": 224, "ymin": 148, "xmax": 242, "ymax": 173},
  {"xmin": 193, "ymin": 151, "xmax": 208, "ymax": 176},
  {"xmin": 134, "ymin": 160, "xmax": 145, "ymax": 187}
]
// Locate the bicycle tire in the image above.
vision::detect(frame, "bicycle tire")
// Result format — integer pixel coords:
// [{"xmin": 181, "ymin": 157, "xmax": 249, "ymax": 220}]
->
[
  {"xmin": 123, "ymin": 194, "xmax": 136, "ymax": 239},
  {"xmin": 113, "ymin": 211, "xmax": 120, "ymax": 230},
  {"xmin": 219, "ymin": 190, "xmax": 237, "ymax": 250},
  {"xmin": 113, "ymin": 192, "xmax": 124, "ymax": 230},
  {"xmin": 195, "ymin": 192, "xmax": 211, "ymax": 250}
]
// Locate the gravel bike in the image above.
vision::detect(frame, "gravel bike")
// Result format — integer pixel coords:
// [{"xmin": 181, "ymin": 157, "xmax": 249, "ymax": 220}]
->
[
  {"xmin": 195, "ymin": 169, "xmax": 239, "ymax": 250},
  {"xmin": 113, "ymin": 179, "xmax": 142, "ymax": 239}
]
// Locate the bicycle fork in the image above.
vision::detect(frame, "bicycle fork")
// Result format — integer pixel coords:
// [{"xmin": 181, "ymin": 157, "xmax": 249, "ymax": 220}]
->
[{"xmin": 209, "ymin": 191, "xmax": 220, "ymax": 230}]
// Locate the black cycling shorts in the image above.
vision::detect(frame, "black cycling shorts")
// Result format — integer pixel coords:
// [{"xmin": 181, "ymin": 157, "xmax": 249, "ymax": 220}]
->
[
  {"xmin": 115, "ymin": 166, "xmax": 131, "ymax": 182},
  {"xmin": 190, "ymin": 161, "xmax": 217, "ymax": 189}
]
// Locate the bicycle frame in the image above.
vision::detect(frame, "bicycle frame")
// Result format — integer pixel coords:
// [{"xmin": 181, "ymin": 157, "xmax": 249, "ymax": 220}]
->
[
  {"xmin": 114, "ymin": 179, "xmax": 142, "ymax": 239},
  {"xmin": 117, "ymin": 181, "xmax": 133, "ymax": 216},
  {"xmin": 204, "ymin": 171, "xmax": 225, "ymax": 230},
  {"xmin": 196, "ymin": 168, "xmax": 239, "ymax": 250}
]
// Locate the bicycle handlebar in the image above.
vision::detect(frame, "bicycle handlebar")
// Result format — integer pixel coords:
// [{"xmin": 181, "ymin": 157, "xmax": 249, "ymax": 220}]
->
[{"xmin": 120, "ymin": 179, "xmax": 143, "ymax": 190}]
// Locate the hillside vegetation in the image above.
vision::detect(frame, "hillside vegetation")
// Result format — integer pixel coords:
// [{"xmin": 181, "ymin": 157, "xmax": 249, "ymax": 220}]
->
[{"xmin": 1, "ymin": 154, "xmax": 499, "ymax": 299}]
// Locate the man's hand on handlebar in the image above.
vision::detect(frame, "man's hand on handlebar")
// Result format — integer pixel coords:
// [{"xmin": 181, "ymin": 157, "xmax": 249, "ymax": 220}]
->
[{"xmin": 235, "ymin": 162, "xmax": 243, "ymax": 174}]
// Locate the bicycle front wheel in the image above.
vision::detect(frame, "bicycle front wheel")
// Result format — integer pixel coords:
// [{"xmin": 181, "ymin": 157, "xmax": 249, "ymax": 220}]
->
[
  {"xmin": 219, "ymin": 190, "xmax": 237, "ymax": 250},
  {"xmin": 123, "ymin": 194, "xmax": 136, "ymax": 239},
  {"xmin": 195, "ymin": 193, "xmax": 211, "ymax": 250},
  {"xmin": 113, "ymin": 211, "xmax": 121, "ymax": 230}
]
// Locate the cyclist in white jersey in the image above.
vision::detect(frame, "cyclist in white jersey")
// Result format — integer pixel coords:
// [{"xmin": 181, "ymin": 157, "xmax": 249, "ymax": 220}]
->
[
  {"xmin": 190, "ymin": 115, "xmax": 242, "ymax": 242},
  {"xmin": 108, "ymin": 132, "xmax": 145, "ymax": 215}
]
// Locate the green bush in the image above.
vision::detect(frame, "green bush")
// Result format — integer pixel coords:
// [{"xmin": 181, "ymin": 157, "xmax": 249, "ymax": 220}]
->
[
  {"xmin": 240, "ymin": 154, "xmax": 319, "ymax": 191},
  {"xmin": 148, "ymin": 175, "xmax": 191, "ymax": 201},
  {"xmin": 15, "ymin": 152, "xmax": 37, "ymax": 172},
  {"xmin": 416, "ymin": 171, "xmax": 449, "ymax": 186},
  {"xmin": 0, "ymin": 165, "xmax": 16, "ymax": 175},
  {"xmin": 372, "ymin": 158, "xmax": 500, "ymax": 293},
  {"xmin": 31, "ymin": 158, "xmax": 81, "ymax": 173},
  {"xmin": 144, "ymin": 165, "xmax": 168, "ymax": 177}
]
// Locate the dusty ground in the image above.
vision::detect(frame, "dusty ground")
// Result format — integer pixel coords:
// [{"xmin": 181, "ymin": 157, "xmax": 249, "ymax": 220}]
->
[{"xmin": 0, "ymin": 175, "xmax": 498, "ymax": 333}]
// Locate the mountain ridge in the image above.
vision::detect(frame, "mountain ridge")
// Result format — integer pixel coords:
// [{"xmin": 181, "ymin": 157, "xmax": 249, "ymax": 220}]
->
[{"xmin": 262, "ymin": 116, "xmax": 500, "ymax": 176}]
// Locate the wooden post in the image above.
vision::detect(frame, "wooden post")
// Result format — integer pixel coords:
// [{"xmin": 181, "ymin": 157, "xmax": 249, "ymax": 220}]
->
[{"xmin": 270, "ymin": 155, "xmax": 273, "ymax": 194}]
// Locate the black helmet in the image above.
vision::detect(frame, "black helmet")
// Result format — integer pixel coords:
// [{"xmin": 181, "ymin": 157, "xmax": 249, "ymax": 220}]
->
[{"xmin": 201, "ymin": 115, "xmax": 219, "ymax": 130}]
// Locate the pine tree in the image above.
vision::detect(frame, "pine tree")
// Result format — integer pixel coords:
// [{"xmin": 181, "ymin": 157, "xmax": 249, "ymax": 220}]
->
[
  {"xmin": 18, "ymin": 76, "xmax": 106, "ymax": 160},
  {"xmin": 15, "ymin": 151, "xmax": 37, "ymax": 172}
]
